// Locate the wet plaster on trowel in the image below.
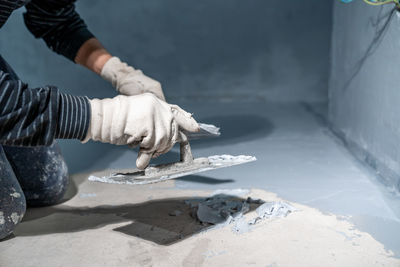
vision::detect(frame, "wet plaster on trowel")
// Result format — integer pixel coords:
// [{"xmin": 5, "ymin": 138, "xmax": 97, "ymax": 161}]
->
[
  {"xmin": 88, "ymin": 155, "xmax": 256, "ymax": 185},
  {"xmin": 3, "ymin": 171, "xmax": 400, "ymax": 267}
]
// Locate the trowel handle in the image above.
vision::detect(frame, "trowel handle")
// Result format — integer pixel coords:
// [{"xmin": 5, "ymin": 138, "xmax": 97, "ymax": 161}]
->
[{"xmin": 179, "ymin": 132, "xmax": 194, "ymax": 163}]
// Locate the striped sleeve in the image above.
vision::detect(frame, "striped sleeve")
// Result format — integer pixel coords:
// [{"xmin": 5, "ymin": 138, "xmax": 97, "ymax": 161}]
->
[
  {"xmin": 0, "ymin": 0, "xmax": 25, "ymax": 29},
  {"xmin": 0, "ymin": 70, "xmax": 91, "ymax": 146},
  {"xmin": 23, "ymin": 0, "xmax": 94, "ymax": 61},
  {"xmin": 55, "ymin": 94, "xmax": 90, "ymax": 140}
]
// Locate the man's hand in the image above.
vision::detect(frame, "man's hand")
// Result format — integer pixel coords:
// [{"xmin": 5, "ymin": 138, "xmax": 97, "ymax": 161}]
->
[
  {"xmin": 75, "ymin": 38, "xmax": 165, "ymax": 100},
  {"xmin": 83, "ymin": 93, "xmax": 199, "ymax": 169},
  {"xmin": 101, "ymin": 57, "xmax": 166, "ymax": 101}
]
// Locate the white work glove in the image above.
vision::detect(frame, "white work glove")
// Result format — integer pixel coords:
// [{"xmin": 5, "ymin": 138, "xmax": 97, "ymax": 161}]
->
[
  {"xmin": 101, "ymin": 56, "xmax": 166, "ymax": 101},
  {"xmin": 83, "ymin": 93, "xmax": 199, "ymax": 169}
]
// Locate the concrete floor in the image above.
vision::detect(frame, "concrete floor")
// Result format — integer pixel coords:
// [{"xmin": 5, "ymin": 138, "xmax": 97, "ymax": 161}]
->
[{"xmin": 1, "ymin": 101, "xmax": 400, "ymax": 266}]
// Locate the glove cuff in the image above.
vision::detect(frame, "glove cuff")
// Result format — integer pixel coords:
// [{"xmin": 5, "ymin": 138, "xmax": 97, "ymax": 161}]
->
[
  {"xmin": 81, "ymin": 98, "xmax": 102, "ymax": 143},
  {"xmin": 82, "ymin": 96, "xmax": 128, "ymax": 145},
  {"xmin": 100, "ymin": 56, "xmax": 122, "ymax": 88}
]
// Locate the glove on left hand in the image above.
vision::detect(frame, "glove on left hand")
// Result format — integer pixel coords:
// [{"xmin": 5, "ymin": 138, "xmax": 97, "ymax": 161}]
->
[{"xmin": 101, "ymin": 56, "xmax": 166, "ymax": 101}]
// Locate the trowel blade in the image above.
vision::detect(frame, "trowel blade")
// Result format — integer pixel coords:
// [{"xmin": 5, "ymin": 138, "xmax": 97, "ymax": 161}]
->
[
  {"xmin": 88, "ymin": 155, "xmax": 256, "ymax": 185},
  {"xmin": 185, "ymin": 123, "xmax": 220, "ymax": 140}
]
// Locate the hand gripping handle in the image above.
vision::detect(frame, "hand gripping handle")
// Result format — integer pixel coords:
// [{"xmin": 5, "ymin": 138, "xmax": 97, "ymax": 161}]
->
[{"xmin": 179, "ymin": 132, "xmax": 193, "ymax": 163}]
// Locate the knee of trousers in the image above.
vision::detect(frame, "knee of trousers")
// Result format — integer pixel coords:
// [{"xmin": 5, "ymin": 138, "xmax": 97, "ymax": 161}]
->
[
  {"xmin": 3, "ymin": 143, "xmax": 69, "ymax": 207},
  {"xmin": 0, "ymin": 194, "xmax": 26, "ymax": 240}
]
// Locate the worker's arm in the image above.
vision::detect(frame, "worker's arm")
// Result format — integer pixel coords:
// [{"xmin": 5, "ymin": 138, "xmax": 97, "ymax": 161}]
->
[
  {"xmin": 0, "ymin": 68, "xmax": 198, "ymax": 168},
  {"xmin": 23, "ymin": 0, "xmax": 94, "ymax": 62},
  {"xmin": 73, "ymin": 38, "xmax": 112, "ymax": 75},
  {"xmin": 0, "ymin": 70, "xmax": 90, "ymax": 146},
  {"xmin": 23, "ymin": 0, "xmax": 165, "ymax": 100},
  {"xmin": 75, "ymin": 38, "xmax": 166, "ymax": 101},
  {"xmin": 0, "ymin": 67, "xmax": 199, "ymax": 168}
]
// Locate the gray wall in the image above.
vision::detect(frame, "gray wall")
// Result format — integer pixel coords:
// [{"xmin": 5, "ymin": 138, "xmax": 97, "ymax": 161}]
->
[
  {"xmin": 0, "ymin": 0, "xmax": 332, "ymax": 173},
  {"xmin": 329, "ymin": 1, "xmax": 400, "ymax": 190}
]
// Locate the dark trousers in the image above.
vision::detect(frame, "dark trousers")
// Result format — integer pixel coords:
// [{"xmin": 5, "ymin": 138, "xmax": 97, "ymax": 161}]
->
[
  {"xmin": 0, "ymin": 56, "xmax": 69, "ymax": 240},
  {"xmin": 0, "ymin": 144, "xmax": 69, "ymax": 239}
]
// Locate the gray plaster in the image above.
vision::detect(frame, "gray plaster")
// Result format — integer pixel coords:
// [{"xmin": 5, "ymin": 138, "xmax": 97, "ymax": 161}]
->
[
  {"xmin": 248, "ymin": 202, "xmax": 297, "ymax": 225},
  {"xmin": 329, "ymin": 2, "xmax": 400, "ymax": 192},
  {"xmin": 189, "ymin": 194, "xmax": 251, "ymax": 224},
  {"xmin": 88, "ymin": 155, "xmax": 256, "ymax": 185},
  {"xmin": 231, "ymin": 201, "xmax": 295, "ymax": 234},
  {"xmin": 185, "ymin": 194, "xmax": 294, "ymax": 234}
]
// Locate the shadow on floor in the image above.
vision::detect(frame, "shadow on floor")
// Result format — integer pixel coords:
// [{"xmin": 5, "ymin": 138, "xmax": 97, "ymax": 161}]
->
[
  {"xmin": 16, "ymin": 195, "xmax": 260, "ymax": 245},
  {"xmin": 175, "ymin": 175, "xmax": 234, "ymax": 184},
  {"xmin": 191, "ymin": 114, "xmax": 274, "ymax": 147}
]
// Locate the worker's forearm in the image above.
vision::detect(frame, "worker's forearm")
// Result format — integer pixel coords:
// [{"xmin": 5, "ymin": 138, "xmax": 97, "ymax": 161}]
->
[
  {"xmin": 0, "ymin": 70, "xmax": 90, "ymax": 146},
  {"xmin": 75, "ymin": 38, "xmax": 112, "ymax": 75},
  {"xmin": 75, "ymin": 38, "xmax": 166, "ymax": 101}
]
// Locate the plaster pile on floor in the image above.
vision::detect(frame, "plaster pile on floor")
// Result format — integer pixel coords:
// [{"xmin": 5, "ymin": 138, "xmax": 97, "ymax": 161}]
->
[{"xmin": 183, "ymin": 193, "xmax": 296, "ymax": 234}]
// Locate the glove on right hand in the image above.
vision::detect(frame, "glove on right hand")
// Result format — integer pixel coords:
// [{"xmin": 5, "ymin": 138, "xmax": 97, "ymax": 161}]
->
[{"xmin": 83, "ymin": 93, "xmax": 199, "ymax": 169}]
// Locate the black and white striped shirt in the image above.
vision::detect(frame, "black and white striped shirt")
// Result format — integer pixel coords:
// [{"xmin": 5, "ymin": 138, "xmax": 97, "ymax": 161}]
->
[{"xmin": 0, "ymin": 0, "xmax": 93, "ymax": 146}]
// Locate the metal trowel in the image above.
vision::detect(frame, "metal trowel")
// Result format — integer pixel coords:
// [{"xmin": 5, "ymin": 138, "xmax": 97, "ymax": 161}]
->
[{"xmin": 88, "ymin": 123, "xmax": 256, "ymax": 185}]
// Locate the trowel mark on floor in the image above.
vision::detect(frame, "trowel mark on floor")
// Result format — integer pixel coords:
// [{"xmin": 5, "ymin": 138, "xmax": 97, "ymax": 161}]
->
[
  {"xmin": 230, "ymin": 201, "xmax": 296, "ymax": 234},
  {"xmin": 185, "ymin": 193, "xmax": 296, "ymax": 234},
  {"xmin": 249, "ymin": 201, "xmax": 297, "ymax": 225}
]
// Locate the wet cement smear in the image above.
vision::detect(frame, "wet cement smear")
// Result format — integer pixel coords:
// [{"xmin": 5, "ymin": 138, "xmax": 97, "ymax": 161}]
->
[
  {"xmin": 88, "ymin": 155, "xmax": 256, "ymax": 185},
  {"xmin": 248, "ymin": 202, "xmax": 297, "ymax": 225},
  {"xmin": 185, "ymin": 194, "xmax": 295, "ymax": 234}
]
